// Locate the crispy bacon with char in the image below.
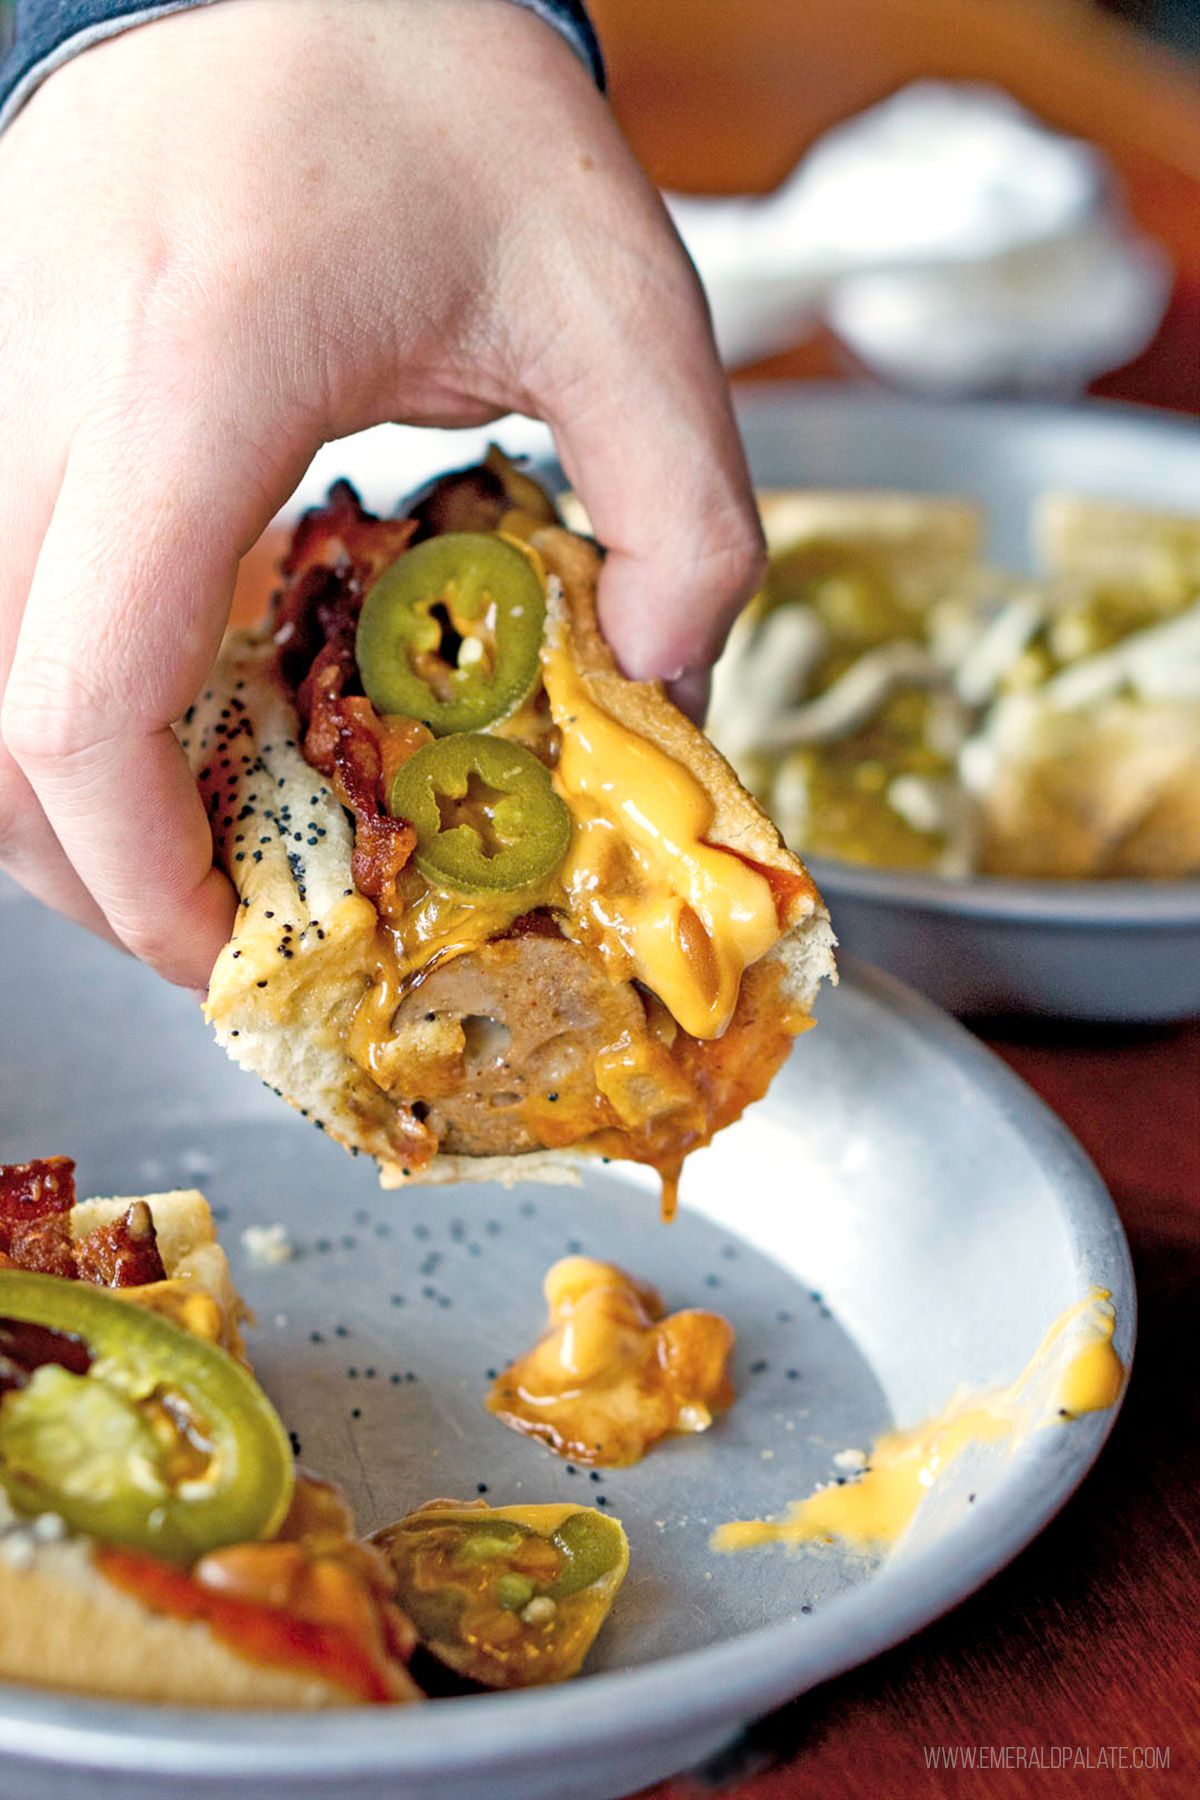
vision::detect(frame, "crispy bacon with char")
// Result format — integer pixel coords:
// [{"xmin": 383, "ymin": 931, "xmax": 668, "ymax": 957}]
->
[
  {"xmin": 272, "ymin": 483, "xmax": 425, "ymax": 908},
  {"xmin": 0, "ymin": 1158, "xmax": 166, "ymax": 1288},
  {"xmin": 272, "ymin": 481, "xmax": 417, "ymax": 690}
]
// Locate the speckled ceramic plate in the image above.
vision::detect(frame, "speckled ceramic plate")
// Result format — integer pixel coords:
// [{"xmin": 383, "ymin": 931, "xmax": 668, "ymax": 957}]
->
[{"xmin": 0, "ymin": 876, "xmax": 1133, "ymax": 1800}]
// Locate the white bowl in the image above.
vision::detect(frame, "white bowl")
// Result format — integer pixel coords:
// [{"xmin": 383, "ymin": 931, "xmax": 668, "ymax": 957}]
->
[{"xmin": 736, "ymin": 386, "xmax": 1200, "ymax": 1021}]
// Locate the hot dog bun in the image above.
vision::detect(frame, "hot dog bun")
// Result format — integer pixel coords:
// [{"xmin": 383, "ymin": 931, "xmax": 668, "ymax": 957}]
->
[{"xmin": 182, "ymin": 466, "xmax": 835, "ymax": 1191}]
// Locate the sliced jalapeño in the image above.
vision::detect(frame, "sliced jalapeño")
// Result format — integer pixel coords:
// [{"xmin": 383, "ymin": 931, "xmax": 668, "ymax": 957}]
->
[
  {"xmin": 356, "ymin": 532, "xmax": 546, "ymax": 734},
  {"xmin": 388, "ymin": 733, "xmax": 570, "ymax": 896},
  {"xmin": 0, "ymin": 1271, "xmax": 294, "ymax": 1562}
]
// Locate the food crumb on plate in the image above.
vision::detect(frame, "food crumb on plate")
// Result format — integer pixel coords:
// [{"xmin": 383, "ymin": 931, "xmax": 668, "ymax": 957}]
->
[
  {"xmin": 241, "ymin": 1222, "xmax": 295, "ymax": 1265},
  {"xmin": 833, "ymin": 1447, "xmax": 869, "ymax": 1472}
]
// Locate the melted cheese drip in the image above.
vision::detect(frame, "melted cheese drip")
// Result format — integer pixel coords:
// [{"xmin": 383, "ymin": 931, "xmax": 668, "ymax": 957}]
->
[
  {"xmin": 488, "ymin": 1256, "xmax": 735, "ymax": 1466},
  {"xmin": 344, "ymin": 931, "xmax": 406, "ymax": 1088},
  {"xmin": 712, "ymin": 1286, "xmax": 1124, "ymax": 1554},
  {"xmin": 541, "ymin": 632, "xmax": 779, "ymax": 1038}
]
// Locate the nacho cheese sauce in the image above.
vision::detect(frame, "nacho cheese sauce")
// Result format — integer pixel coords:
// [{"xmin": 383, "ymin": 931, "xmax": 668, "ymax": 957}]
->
[
  {"xmin": 488, "ymin": 1257, "xmax": 736, "ymax": 1466},
  {"xmin": 540, "ymin": 629, "xmax": 781, "ymax": 1040},
  {"xmin": 712, "ymin": 1287, "xmax": 1124, "ymax": 1555}
]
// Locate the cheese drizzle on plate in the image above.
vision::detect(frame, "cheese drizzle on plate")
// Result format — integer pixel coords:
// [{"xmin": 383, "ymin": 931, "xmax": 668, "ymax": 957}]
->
[{"xmin": 712, "ymin": 1287, "xmax": 1124, "ymax": 1554}]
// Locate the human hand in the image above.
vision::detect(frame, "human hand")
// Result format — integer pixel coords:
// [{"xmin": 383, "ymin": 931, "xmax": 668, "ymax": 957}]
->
[{"xmin": 0, "ymin": 0, "xmax": 765, "ymax": 990}]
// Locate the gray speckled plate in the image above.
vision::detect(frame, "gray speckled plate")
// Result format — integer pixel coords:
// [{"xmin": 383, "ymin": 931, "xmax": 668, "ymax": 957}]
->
[{"xmin": 0, "ymin": 878, "xmax": 1133, "ymax": 1800}]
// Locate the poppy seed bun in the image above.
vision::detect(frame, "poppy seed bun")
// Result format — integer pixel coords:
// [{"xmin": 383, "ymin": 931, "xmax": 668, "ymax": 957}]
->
[{"xmin": 181, "ymin": 513, "xmax": 835, "ymax": 1188}]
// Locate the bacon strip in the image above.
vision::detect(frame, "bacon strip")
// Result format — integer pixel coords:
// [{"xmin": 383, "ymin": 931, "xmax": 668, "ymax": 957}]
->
[
  {"xmin": 300, "ymin": 651, "xmax": 417, "ymax": 906},
  {"xmin": 275, "ymin": 488, "xmax": 423, "ymax": 908},
  {"xmin": 283, "ymin": 481, "xmax": 418, "ymax": 588}
]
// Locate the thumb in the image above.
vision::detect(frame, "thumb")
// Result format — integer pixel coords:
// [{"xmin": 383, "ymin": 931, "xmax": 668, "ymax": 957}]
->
[{"xmin": 537, "ymin": 211, "xmax": 766, "ymax": 695}]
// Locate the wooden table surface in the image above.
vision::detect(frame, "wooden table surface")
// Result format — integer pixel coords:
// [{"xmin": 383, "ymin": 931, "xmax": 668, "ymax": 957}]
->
[{"xmin": 580, "ymin": 1, "xmax": 1200, "ymax": 1792}]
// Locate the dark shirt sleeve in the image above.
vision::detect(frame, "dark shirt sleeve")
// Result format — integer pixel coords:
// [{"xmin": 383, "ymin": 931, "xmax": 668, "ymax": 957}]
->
[{"xmin": 0, "ymin": 0, "xmax": 604, "ymax": 131}]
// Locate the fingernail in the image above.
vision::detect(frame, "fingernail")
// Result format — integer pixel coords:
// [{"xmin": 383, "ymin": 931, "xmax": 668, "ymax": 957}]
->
[
  {"xmin": 666, "ymin": 666, "xmax": 712, "ymax": 724},
  {"xmin": 620, "ymin": 655, "xmax": 684, "ymax": 685}
]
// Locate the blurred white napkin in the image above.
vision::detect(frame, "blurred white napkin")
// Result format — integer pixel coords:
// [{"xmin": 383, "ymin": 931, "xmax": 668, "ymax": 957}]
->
[
  {"xmin": 286, "ymin": 83, "xmax": 1170, "ymax": 514},
  {"xmin": 666, "ymin": 81, "xmax": 1171, "ymax": 392}
]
